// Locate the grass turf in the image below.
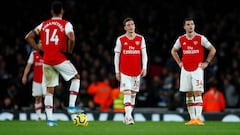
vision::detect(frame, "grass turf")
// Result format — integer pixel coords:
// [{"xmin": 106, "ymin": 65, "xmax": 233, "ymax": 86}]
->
[{"xmin": 0, "ymin": 120, "xmax": 240, "ymax": 135}]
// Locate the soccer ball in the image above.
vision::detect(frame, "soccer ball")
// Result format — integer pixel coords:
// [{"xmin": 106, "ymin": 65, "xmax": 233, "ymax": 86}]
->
[{"xmin": 73, "ymin": 113, "xmax": 88, "ymax": 126}]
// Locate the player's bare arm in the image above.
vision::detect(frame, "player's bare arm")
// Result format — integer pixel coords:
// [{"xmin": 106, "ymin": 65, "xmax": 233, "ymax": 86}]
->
[
  {"xmin": 200, "ymin": 46, "xmax": 216, "ymax": 69},
  {"xmin": 171, "ymin": 47, "xmax": 182, "ymax": 68},
  {"xmin": 67, "ymin": 32, "xmax": 75, "ymax": 54},
  {"xmin": 205, "ymin": 46, "xmax": 216, "ymax": 63},
  {"xmin": 22, "ymin": 64, "xmax": 32, "ymax": 85},
  {"xmin": 25, "ymin": 31, "xmax": 41, "ymax": 52}
]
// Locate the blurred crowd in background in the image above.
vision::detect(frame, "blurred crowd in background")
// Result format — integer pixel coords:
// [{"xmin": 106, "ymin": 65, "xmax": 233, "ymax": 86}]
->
[{"xmin": 0, "ymin": 0, "xmax": 240, "ymax": 112}]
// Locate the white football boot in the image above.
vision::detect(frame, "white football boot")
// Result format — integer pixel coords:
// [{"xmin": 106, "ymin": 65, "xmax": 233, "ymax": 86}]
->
[{"xmin": 123, "ymin": 116, "xmax": 134, "ymax": 125}]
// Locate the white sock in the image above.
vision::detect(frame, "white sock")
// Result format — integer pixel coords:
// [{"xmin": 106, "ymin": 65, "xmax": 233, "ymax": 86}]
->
[
  {"xmin": 130, "ymin": 93, "xmax": 136, "ymax": 113},
  {"xmin": 186, "ymin": 96, "xmax": 196, "ymax": 119},
  {"xmin": 195, "ymin": 96, "xmax": 203, "ymax": 119},
  {"xmin": 35, "ymin": 103, "xmax": 42, "ymax": 118},
  {"xmin": 69, "ymin": 79, "xmax": 80, "ymax": 107},
  {"xmin": 123, "ymin": 91, "xmax": 131, "ymax": 117},
  {"xmin": 44, "ymin": 94, "xmax": 53, "ymax": 121}
]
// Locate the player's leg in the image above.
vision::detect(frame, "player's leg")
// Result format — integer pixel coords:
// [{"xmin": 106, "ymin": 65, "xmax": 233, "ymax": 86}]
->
[
  {"xmin": 179, "ymin": 68, "xmax": 196, "ymax": 125},
  {"xmin": 192, "ymin": 68, "xmax": 204, "ymax": 125},
  {"xmin": 32, "ymin": 82, "xmax": 43, "ymax": 120},
  {"xmin": 68, "ymin": 75, "xmax": 83, "ymax": 114},
  {"xmin": 128, "ymin": 75, "xmax": 141, "ymax": 124},
  {"xmin": 120, "ymin": 73, "xmax": 134, "ymax": 125},
  {"xmin": 185, "ymin": 92, "xmax": 196, "ymax": 125},
  {"xmin": 122, "ymin": 90, "xmax": 134, "ymax": 125},
  {"xmin": 43, "ymin": 64, "xmax": 58, "ymax": 126},
  {"xmin": 130, "ymin": 92, "xmax": 136, "ymax": 114},
  {"xmin": 194, "ymin": 91, "xmax": 204, "ymax": 125},
  {"xmin": 55, "ymin": 60, "xmax": 83, "ymax": 114},
  {"xmin": 45, "ymin": 87, "xmax": 57, "ymax": 126},
  {"xmin": 35, "ymin": 96, "xmax": 42, "ymax": 120},
  {"xmin": 123, "ymin": 91, "xmax": 132, "ymax": 116}
]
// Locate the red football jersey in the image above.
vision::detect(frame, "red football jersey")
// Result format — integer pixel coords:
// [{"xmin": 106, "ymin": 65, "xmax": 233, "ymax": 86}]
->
[
  {"xmin": 119, "ymin": 35, "xmax": 143, "ymax": 76},
  {"xmin": 38, "ymin": 18, "xmax": 69, "ymax": 65},
  {"xmin": 179, "ymin": 34, "xmax": 204, "ymax": 71},
  {"xmin": 28, "ymin": 51, "xmax": 44, "ymax": 83}
]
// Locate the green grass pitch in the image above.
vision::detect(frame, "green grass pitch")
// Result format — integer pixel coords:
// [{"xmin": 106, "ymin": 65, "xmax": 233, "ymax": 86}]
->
[{"xmin": 0, "ymin": 120, "xmax": 240, "ymax": 135}]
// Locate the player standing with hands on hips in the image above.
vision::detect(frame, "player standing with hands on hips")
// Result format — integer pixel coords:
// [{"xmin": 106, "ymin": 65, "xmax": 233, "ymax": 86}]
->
[
  {"xmin": 114, "ymin": 17, "xmax": 148, "ymax": 125},
  {"xmin": 25, "ymin": 1, "xmax": 83, "ymax": 126},
  {"xmin": 171, "ymin": 17, "xmax": 216, "ymax": 125}
]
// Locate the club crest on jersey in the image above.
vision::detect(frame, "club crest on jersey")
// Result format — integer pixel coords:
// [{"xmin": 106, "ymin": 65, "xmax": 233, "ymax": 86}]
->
[
  {"xmin": 183, "ymin": 42, "xmax": 186, "ymax": 45},
  {"xmin": 193, "ymin": 41, "xmax": 198, "ymax": 45},
  {"xmin": 124, "ymin": 42, "xmax": 128, "ymax": 45},
  {"xmin": 135, "ymin": 41, "xmax": 140, "ymax": 45}
]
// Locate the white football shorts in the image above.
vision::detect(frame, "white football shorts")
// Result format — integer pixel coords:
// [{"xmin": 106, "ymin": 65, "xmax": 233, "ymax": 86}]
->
[
  {"xmin": 179, "ymin": 67, "xmax": 204, "ymax": 92},
  {"xmin": 32, "ymin": 81, "xmax": 46, "ymax": 96},
  {"xmin": 120, "ymin": 73, "xmax": 141, "ymax": 92},
  {"xmin": 43, "ymin": 60, "xmax": 78, "ymax": 87}
]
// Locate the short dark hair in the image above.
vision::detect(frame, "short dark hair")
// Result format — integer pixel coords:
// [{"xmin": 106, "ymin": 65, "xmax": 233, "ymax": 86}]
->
[
  {"xmin": 183, "ymin": 17, "xmax": 194, "ymax": 25},
  {"xmin": 51, "ymin": 1, "xmax": 63, "ymax": 15},
  {"xmin": 123, "ymin": 17, "xmax": 134, "ymax": 26}
]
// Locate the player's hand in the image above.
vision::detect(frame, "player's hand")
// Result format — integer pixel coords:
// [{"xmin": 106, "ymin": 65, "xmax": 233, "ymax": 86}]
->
[
  {"xmin": 199, "ymin": 62, "xmax": 208, "ymax": 69},
  {"xmin": 178, "ymin": 62, "xmax": 183, "ymax": 68},
  {"xmin": 115, "ymin": 73, "xmax": 120, "ymax": 81},
  {"xmin": 22, "ymin": 77, "xmax": 27, "ymax": 85},
  {"xmin": 61, "ymin": 51, "xmax": 73, "ymax": 61},
  {"xmin": 141, "ymin": 69, "xmax": 147, "ymax": 77},
  {"xmin": 65, "ymin": 53, "xmax": 73, "ymax": 60},
  {"xmin": 38, "ymin": 50, "xmax": 44, "ymax": 56}
]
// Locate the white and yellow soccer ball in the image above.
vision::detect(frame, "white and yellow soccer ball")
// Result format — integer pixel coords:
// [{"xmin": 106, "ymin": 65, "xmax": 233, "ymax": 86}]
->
[{"xmin": 73, "ymin": 113, "xmax": 88, "ymax": 126}]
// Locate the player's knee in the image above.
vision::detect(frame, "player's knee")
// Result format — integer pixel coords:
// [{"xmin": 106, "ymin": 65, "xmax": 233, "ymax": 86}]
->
[
  {"xmin": 72, "ymin": 74, "xmax": 80, "ymax": 80},
  {"xmin": 186, "ymin": 92, "xmax": 193, "ymax": 97},
  {"xmin": 70, "ymin": 79, "xmax": 80, "ymax": 92},
  {"xmin": 123, "ymin": 90, "xmax": 131, "ymax": 95}
]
